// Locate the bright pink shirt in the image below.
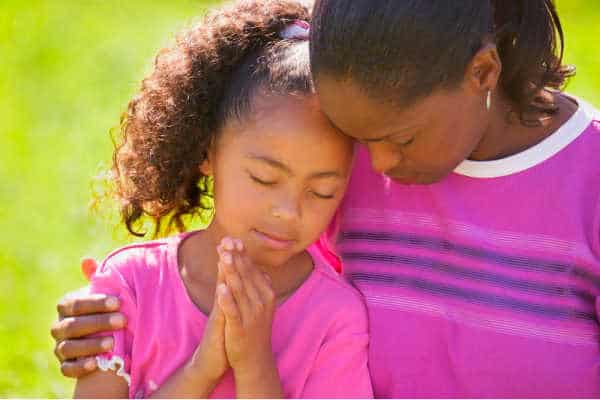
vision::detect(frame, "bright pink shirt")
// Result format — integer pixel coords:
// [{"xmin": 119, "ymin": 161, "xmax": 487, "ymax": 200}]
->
[
  {"xmin": 90, "ymin": 231, "xmax": 373, "ymax": 398},
  {"xmin": 319, "ymin": 98, "xmax": 600, "ymax": 397}
]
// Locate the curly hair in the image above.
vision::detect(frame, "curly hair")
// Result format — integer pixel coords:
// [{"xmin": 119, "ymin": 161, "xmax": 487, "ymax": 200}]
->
[
  {"xmin": 310, "ymin": 0, "xmax": 575, "ymax": 125},
  {"xmin": 112, "ymin": 0, "xmax": 312, "ymax": 237}
]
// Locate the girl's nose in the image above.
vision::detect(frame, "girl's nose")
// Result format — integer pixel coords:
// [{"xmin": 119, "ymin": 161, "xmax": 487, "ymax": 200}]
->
[{"xmin": 271, "ymin": 194, "xmax": 302, "ymax": 222}]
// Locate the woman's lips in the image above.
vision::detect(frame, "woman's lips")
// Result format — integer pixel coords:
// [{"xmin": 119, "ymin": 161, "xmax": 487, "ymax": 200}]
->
[{"xmin": 252, "ymin": 229, "xmax": 295, "ymax": 250}]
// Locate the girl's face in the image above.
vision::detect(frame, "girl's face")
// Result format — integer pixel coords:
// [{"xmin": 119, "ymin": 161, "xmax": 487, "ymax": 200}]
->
[
  {"xmin": 204, "ymin": 94, "xmax": 354, "ymax": 268},
  {"xmin": 315, "ymin": 76, "xmax": 489, "ymax": 184}
]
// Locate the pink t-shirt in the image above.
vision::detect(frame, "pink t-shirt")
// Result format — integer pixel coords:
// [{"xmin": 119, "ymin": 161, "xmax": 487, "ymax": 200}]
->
[
  {"xmin": 90, "ymin": 231, "xmax": 372, "ymax": 398},
  {"xmin": 319, "ymin": 98, "xmax": 600, "ymax": 397}
]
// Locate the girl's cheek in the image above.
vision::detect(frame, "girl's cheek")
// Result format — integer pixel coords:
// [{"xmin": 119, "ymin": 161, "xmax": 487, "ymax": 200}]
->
[{"xmin": 304, "ymin": 199, "xmax": 339, "ymax": 236}]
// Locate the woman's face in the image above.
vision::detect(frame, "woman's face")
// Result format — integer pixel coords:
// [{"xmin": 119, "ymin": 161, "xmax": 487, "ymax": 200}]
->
[
  {"xmin": 315, "ymin": 76, "xmax": 488, "ymax": 184},
  {"xmin": 204, "ymin": 94, "xmax": 354, "ymax": 268}
]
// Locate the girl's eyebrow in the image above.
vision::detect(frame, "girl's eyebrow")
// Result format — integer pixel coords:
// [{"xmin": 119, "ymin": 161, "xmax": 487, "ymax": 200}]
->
[
  {"xmin": 309, "ymin": 171, "xmax": 343, "ymax": 180},
  {"xmin": 246, "ymin": 154, "xmax": 343, "ymax": 179},
  {"xmin": 246, "ymin": 154, "xmax": 293, "ymax": 175}
]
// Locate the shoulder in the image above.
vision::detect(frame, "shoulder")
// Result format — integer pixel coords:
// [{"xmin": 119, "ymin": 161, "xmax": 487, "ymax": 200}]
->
[
  {"xmin": 566, "ymin": 96, "xmax": 600, "ymax": 144},
  {"xmin": 307, "ymin": 246, "xmax": 369, "ymax": 328},
  {"xmin": 91, "ymin": 234, "xmax": 182, "ymax": 294},
  {"xmin": 99, "ymin": 238, "xmax": 172, "ymax": 273}
]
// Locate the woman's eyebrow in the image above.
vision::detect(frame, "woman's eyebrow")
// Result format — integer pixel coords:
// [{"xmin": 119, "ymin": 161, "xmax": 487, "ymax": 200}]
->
[{"xmin": 364, "ymin": 129, "xmax": 418, "ymax": 143}]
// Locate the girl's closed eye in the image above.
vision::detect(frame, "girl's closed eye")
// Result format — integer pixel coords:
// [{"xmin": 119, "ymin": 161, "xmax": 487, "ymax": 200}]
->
[
  {"xmin": 310, "ymin": 190, "xmax": 336, "ymax": 200},
  {"xmin": 248, "ymin": 171, "xmax": 277, "ymax": 186},
  {"xmin": 309, "ymin": 183, "xmax": 340, "ymax": 200}
]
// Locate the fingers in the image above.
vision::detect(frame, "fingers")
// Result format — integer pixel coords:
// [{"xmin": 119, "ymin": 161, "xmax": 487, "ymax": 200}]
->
[
  {"xmin": 219, "ymin": 251, "xmax": 248, "ymax": 306},
  {"xmin": 229, "ymin": 239, "xmax": 275, "ymax": 308},
  {"xmin": 51, "ymin": 312, "xmax": 126, "ymax": 341},
  {"xmin": 232, "ymin": 249, "xmax": 264, "ymax": 307},
  {"xmin": 216, "ymin": 283, "xmax": 242, "ymax": 328},
  {"xmin": 57, "ymin": 293, "xmax": 120, "ymax": 318},
  {"xmin": 60, "ymin": 357, "xmax": 98, "ymax": 378},
  {"xmin": 54, "ymin": 336, "xmax": 114, "ymax": 362},
  {"xmin": 217, "ymin": 238, "xmax": 275, "ymax": 319}
]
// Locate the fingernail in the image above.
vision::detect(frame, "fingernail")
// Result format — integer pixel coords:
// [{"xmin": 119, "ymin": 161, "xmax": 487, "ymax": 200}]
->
[
  {"xmin": 101, "ymin": 337, "xmax": 113, "ymax": 350},
  {"xmin": 235, "ymin": 240, "xmax": 243, "ymax": 251},
  {"xmin": 84, "ymin": 359, "xmax": 96, "ymax": 371},
  {"xmin": 223, "ymin": 237, "xmax": 234, "ymax": 251},
  {"xmin": 105, "ymin": 297, "xmax": 119, "ymax": 310},
  {"xmin": 110, "ymin": 315, "xmax": 125, "ymax": 327},
  {"xmin": 217, "ymin": 283, "xmax": 228, "ymax": 295}
]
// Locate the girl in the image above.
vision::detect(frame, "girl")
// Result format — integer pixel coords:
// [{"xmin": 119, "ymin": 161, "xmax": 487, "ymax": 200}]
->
[{"xmin": 70, "ymin": 0, "xmax": 371, "ymax": 398}]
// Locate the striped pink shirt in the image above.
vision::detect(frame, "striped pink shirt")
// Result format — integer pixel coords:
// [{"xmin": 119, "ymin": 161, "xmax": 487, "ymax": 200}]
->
[{"xmin": 320, "ymin": 98, "xmax": 600, "ymax": 397}]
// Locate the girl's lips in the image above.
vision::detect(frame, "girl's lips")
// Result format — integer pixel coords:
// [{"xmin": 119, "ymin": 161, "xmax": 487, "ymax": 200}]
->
[{"xmin": 252, "ymin": 229, "xmax": 295, "ymax": 250}]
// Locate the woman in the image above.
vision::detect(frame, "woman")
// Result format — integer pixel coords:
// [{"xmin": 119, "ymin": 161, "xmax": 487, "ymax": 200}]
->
[{"xmin": 52, "ymin": 0, "xmax": 600, "ymax": 397}]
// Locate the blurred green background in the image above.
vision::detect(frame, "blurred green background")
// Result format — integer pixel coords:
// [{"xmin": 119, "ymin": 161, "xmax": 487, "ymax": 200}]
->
[{"xmin": 1, "ymin": 0, "xmax": 599, "ymax": 397}]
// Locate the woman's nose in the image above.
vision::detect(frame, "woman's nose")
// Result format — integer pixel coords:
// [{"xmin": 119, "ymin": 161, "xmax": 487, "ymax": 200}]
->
[{"xmin": 368, "ymin": 142, "xmax": 400, "ymax": 175}]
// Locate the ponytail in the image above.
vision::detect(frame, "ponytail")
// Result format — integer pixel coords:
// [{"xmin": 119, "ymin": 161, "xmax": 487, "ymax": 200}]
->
[
  {"xmin": 113, "ymin": 0, "xmax": 310, "ymax": 237},
  {"xmin": 492, "ymin": 0, "xmax": 575, "ymax": 122}
]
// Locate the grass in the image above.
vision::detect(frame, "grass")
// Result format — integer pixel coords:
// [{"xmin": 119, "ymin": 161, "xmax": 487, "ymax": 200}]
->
[{"xmin": 1, "ymin": 0, "xmax": 599, "ymax": 397}]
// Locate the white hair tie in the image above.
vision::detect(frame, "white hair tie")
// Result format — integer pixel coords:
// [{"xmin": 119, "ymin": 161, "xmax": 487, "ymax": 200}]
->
[{"xmin": 280, "ymin": 20, "xmax": 310, "ymax": 40}]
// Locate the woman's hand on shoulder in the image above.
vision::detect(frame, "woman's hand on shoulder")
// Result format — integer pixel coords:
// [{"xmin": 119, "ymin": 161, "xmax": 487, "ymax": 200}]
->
[{"xmin": 51, "ymin": 259, "xmax": 127, "ymax": 378}]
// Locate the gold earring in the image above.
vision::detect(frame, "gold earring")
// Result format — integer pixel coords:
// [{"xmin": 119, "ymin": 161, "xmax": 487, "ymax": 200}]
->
[{"xmin": 486, "ymin": 90, "xmax": 492, "ymax": 111}]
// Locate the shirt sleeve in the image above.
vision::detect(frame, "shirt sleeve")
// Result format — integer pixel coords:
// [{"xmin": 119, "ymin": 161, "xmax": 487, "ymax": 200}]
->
[
  {"xmin": 88, "ymin": 249, "xmax": 138, "ymax": 387},
  {"xmin": 300, "ymin": 294, "xmax": 373, "ymax": 398},
  {"xmin": 315, "ymin": 209, "xmax": 343, "ymax": 273}
]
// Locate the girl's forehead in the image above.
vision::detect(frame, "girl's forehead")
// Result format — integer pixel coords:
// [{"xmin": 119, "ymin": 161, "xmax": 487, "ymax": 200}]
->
[
  {"xmin": 226, "ymin": 94, "xmax": 323, "ymax": 137},
  {"xmin": 218, "ymin": 95, "xmax": 353, "ymax": 171}
]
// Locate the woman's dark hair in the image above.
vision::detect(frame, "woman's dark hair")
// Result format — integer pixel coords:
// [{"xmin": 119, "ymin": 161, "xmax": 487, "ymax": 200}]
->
[
  {"xmin": 112, "ymin": 0, "xmax": 312, "ymax": 237},
  {"xmin": 310, "ymin": 0, "xmax": 575, "ymax": 123}
]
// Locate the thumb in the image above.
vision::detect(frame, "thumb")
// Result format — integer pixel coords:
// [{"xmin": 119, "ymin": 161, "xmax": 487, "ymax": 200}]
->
[
  {"xmin": 80, "ymin": 257, "xmax": 98, "ymax": 281},
  {"xmin": 210, "ymin": 283, "xmax": 227, "ymax": 324}
]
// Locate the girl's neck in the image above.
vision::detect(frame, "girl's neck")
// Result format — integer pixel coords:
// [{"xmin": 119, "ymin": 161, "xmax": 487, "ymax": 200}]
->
[{"xmin": 469, "ymin": 91, "xmax": 578, "ymax": 162}]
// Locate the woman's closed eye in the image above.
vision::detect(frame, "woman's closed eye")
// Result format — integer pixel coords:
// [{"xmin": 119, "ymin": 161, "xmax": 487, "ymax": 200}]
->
[{"xmin": 392, "ymin": 135, "xmax": 415, "ymax": 146}]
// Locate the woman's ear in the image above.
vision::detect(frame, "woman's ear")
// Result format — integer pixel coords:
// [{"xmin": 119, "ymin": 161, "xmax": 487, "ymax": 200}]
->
[{"xmin": 466, "ymin": 43, "xmax": 502, "ymax": 93}]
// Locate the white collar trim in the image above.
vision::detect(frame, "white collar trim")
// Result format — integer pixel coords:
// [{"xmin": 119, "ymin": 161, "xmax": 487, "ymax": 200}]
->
[{"xmin": 453, "ymin": 97, "xmax": 598, "ymax": 179}]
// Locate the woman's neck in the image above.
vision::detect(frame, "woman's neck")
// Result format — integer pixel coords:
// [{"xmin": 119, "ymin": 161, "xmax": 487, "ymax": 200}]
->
[{"xmin": 469, "ymin": 92, "xmax": 578, "ymax": 161}]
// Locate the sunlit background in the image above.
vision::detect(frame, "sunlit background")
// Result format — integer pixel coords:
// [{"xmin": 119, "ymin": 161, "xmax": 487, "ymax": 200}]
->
[{"xmin": 1, "ymin": 0, "xmax": 598, "ymax": 396}]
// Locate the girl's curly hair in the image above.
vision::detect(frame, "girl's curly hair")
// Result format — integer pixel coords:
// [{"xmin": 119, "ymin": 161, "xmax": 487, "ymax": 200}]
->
[{"xmin": 112, "ymin": 0, "xmax": 312, "ymax": 237}]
